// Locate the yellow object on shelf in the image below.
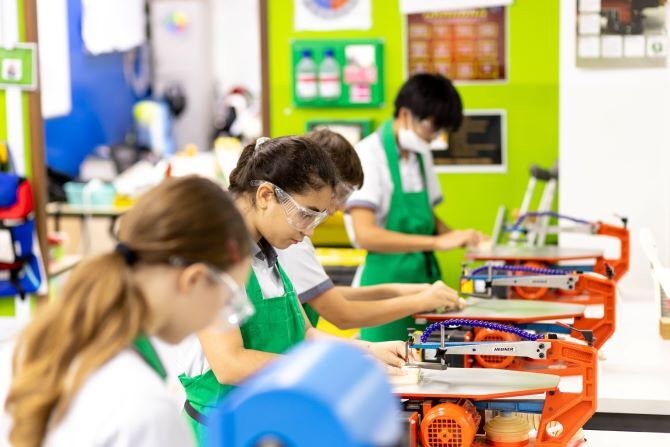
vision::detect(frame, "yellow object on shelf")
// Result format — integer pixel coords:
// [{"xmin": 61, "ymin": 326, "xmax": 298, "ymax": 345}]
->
[
  {"xmin": 311, "ymin": 211, "xmax": 352, "ymax": 247},
  {"xmin": 314, "ymin": 247, "xmax": 366, "ymax": 267},
  {"xmin": 316, "ymin": 317, "xmax": 359, "ymax": 339}
]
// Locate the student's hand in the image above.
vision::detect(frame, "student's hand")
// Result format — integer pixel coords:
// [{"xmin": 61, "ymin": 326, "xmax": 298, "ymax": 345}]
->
[
  {"xmin": 418, "ymin": 280, "xmax": 463, "ymax": 312},
  {"xmin": 367, "ymin": 341, "xmax": 418, "ymax": 375},
  {"xmin": 433, "ymin": 229, "xmax": 487, "ymax": 251}
]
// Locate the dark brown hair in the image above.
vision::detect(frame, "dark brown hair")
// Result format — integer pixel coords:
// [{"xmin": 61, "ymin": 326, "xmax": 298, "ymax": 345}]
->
[
  {"xmin": 6, "ymin": 176, "xmax": 250, "ymax": 447},
  {"xmin": 394, "ymin": 73, "xmax": 464, "ymax": 132},
  {"xmin": 307, "ymin": 129, "xmax": 364, "ymax": 188},
  {"xmin": 228, "ymin": 136, "xmax": 337, "ymax": 199}
]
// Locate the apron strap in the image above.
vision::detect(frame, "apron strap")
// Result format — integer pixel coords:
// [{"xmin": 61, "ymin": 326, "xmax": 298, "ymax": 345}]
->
[
  {"xmin": 184, "ymin": 400, "xmax": 210, "ymax": 426},
  {"xmin": 132, "ymin": 335, "xmax": 167, "ymax": 380},
  {"xmin": 380, "ymin": 119, "xmax": 430, "ymax": 199}
]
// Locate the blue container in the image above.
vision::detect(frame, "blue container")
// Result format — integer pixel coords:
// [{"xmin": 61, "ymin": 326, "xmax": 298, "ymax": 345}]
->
[{"xmin": 208, "ymin": 340, "xmax": 401, "ymax": 447}]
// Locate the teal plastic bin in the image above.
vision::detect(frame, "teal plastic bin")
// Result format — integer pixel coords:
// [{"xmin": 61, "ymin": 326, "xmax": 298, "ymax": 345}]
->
[{"xmin": 64, "ymin": 181, "xmax": 116, "ymax": 208}]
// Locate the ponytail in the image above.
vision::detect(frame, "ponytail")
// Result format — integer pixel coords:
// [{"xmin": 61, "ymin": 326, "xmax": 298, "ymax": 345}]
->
[
  {"xmin": 7, "ymin": 252, "xmax": 148, "ymax": 447},
  {"xmin": 6, "ymin": 176, "xmax": 252, "ymax": 447}
]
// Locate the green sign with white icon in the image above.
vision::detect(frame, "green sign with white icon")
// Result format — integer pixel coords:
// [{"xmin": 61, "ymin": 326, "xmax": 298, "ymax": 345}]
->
[{"xmin": 0, "ymin": 43, "xmax": 37, "ymax": 90}]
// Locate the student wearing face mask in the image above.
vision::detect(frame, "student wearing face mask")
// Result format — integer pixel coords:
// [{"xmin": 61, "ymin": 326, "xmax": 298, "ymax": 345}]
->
[{"xmin": 346, "ymin": 73, "xmax": 488, "ymax": 342}]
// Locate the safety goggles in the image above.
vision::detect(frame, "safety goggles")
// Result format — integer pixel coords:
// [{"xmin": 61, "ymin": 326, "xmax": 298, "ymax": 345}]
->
[
  {"xmin": 251, "ymin": 180, "xmax": 328, "ymax": 232},
  {"xmin": 333, "ymin": 183, "xmax": 357, "ymax": 207},
  {"xmin": 213, "ymin": 271, "xmax": 255, "ymax": 330},
  {"xmin": 169, "ymin": 256, "xmax": 255, "ymax": 331}
]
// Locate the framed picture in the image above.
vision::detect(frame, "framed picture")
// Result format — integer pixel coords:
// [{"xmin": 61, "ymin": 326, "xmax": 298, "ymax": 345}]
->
[
  {"xmin": 405, "ymin": 7, "xmax": 508, "ymax": 84},
  {"xmin": 432, "ymin": 110, "xmax": 507, "ymax": 173}
]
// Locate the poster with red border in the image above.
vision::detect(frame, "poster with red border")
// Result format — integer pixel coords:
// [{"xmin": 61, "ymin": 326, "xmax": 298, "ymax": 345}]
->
[{"xmin": 407, "ymin": 7, "xmax": 507, "ymax": 82}]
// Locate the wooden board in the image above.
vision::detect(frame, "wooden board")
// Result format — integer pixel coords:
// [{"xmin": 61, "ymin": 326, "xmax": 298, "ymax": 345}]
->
[
  {"xmin": 394, "ymin": 367, "xmax": 559, "ymax": 400},
  {"xmin": 415, "ymin": 298, "xmax": 586, "ymax": 323},
  {"xmin": 466, "ymin": 246, "xmax": 604, "ymax": 262}
]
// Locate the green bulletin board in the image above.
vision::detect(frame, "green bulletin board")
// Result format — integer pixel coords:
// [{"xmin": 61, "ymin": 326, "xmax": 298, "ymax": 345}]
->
[
  {"xmin": 292, "ymin": 39, "xmax": 384, "ymax": 107},
  {"xmin": 0, "ymin": 43, "xmax": 37, "ymax": 90}
]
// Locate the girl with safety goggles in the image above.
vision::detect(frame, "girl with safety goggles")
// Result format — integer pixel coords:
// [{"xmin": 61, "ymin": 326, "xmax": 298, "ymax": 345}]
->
[
  {"xmin": 178, "ymin": 135, "xmax": 417, "ymax": 446},
  {"xmin": 6, "ymin": 177, "xmax": 253, "ymax": 447}
]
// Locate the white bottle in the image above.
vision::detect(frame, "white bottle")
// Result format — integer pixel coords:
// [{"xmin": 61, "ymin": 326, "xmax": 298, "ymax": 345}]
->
[
  {"xmin": 318, "ymin": 49, "xmax": 341, "ymax": 99},
  {"xmin": 296, "ymin": 50, "xmax": 317, "ymax": 100}
]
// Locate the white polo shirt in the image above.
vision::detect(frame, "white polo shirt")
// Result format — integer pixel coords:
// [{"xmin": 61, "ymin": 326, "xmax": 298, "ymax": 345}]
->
[
  {"xmin": 44, "ymin": 348, "xmax": 194, "ymax": 447},
  {"xmin": 249, "ymin": 237, "xmax": 285, "ymax": 299},
  {"xmin": 344, "ymin": 130, "xmax": 443, "ymax": 246},
  {"xmin": 277, "ymin": 237, "xmax": 334, "ymax": 304}
]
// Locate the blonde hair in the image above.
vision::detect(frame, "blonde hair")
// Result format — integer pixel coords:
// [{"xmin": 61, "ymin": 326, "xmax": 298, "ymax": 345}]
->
[{"xmin": 5, "ymin": 176, "xmax": 250, "ymax": 447}]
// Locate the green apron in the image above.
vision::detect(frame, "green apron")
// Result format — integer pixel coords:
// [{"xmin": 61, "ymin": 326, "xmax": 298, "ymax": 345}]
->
[
  {"xmin": 179, "ymin": 263, "xmax": 305, "ymax": 446},
  {"xmin": 303, "ymin": 302, "xmax": 320, "ymax": 327},
  {"xmin": 132, "ymin": 335, "xmax": 167, "ymax": 380},
  {"xmin": 359, "ymin": 119, "xmax": 442, "ymax": 342}
]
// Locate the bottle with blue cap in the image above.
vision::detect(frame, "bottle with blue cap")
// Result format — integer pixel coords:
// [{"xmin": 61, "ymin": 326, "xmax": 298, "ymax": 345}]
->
[
  {"xmin": 296, "ymin": 49, "xmax": 317, "ymax": 100},
  {"xmin": 318, "ymin": 48, "xmax": 341, "ymax": 100}
]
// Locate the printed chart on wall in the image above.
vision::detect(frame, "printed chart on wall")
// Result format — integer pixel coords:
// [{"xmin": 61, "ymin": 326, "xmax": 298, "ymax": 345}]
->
[
  {"xmin": 432, "ymin": 111, "xmax": 506, "ymax": 173},
  {"xmin": 406, "ymin": 7, "xmax": 507, "ymax": 82},
  {"xmin": 294, "ymin": 0, "xmax": 371, "ymax": 31},
  {"xmin": 577, "ymin": 0, "xmax": 667, "ymax": 67}
]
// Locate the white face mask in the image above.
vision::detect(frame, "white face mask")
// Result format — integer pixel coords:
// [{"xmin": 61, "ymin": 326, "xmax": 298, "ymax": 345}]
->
[
  {"xmin": 430, "ymin": 133, "xmax": 448, "ymax": 151},
  {"xmin": 398, "ymin": 127, "xmax": 432, "ymax": 155}
]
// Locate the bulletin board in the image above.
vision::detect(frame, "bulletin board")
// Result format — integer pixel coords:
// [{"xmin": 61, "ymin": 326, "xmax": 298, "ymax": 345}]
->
[
  {"xmin": 576, "ymin": 0, "xmax": 667, "ymax": 68},
  {"xmin": 406, "ymin": 7, "xmax": 507, "ymax": 82},
  {"xmin": 291, "ymin": 39, "xmax": 384, "ymax": 108}
]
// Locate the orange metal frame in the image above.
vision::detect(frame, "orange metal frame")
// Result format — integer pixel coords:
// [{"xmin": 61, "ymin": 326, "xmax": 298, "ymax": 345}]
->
[
  {"xmin": 404, "ymin": 340, "xmax": 597, "ymax": 447},
  {"xmin": 570, "ymin": 273, "xmax": 616, "ymax": 350},
  {"xmin": 419, "ymin": 273, "xmax": 616, "ymax": 350},
  {"xmin": 535, "ymin": 340, "xmax": 597, "ymax": 446},
  {"xmin": 593, "ymin": 222, "xmax": 630, "ymax": 282},
  {"xmin": 469, "ymin": 221, "xmax": 630, "ymax": 289}
]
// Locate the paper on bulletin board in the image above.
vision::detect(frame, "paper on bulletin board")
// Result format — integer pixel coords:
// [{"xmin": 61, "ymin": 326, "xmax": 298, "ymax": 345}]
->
[
  {"xmin": 82, "ymin": 0, "xmax": 145, "ymax": 54},
  {"xmin": 37, "ymin": 0, "xmax": 72, "ymax": 118},
  {"xmin": 400, "ymin": 0, "xmax": 513, "ymax": 14},
  {"xmin": 294, "ymin": 0, "xmax": 371, "ymax": 31}
]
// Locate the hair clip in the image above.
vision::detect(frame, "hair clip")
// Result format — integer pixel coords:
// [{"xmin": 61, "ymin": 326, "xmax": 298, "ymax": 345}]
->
[{"xmin": 255, "ymin": 137, "xmax": 270, "ymax": 151}]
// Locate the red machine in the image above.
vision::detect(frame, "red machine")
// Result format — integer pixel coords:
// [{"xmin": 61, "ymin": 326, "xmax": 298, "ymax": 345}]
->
[
  {"xmin": 402, "ymin": 335, "xmax": 598, "ymax": 447},
  {"xmin": 467, "ymin": 218, "xmax": 629, "ymax": 288}
]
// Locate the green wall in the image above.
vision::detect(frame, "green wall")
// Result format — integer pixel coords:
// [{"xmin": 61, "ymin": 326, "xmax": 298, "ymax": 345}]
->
[{"xmin": 270, "ymin": 0, "xmax": 559, "ymax": 286}]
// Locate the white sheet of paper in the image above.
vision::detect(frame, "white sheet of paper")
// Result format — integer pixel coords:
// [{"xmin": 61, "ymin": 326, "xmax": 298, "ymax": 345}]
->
[
  {"xmin": 0, "ymin": 230, "xmax": 15, "ymax": 263},
  {"xmin": 579, "ymin": 0, "xmax": 601, "ymax": 13},
  {"xmin": 578, "ymin": 36, "xmax": 600, "ymax": 58},
  {"xmin": 578, "ymin": 13, "xmax": 601, "ymax": 35},
  {"xmin": 400, "ymin": 0, "xmax": 513, "ymax": 14},
  {"xmin": 294, "ymin": 0, "xmax": 371, "ymax": 31},
  {"xmin": 624, "ymin": 36, "xmax": 645, "ymax": 58},
  {"xmin": 602, "ymin": 36, "xmax": 624, "ymax": 58},
  {"xmin": 82, "ymin": 0, "xmax": 145, "ymax": 54},
  {"xmin": 37, "ymin": 0, "xmax": 72, "ymax": 118}
]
